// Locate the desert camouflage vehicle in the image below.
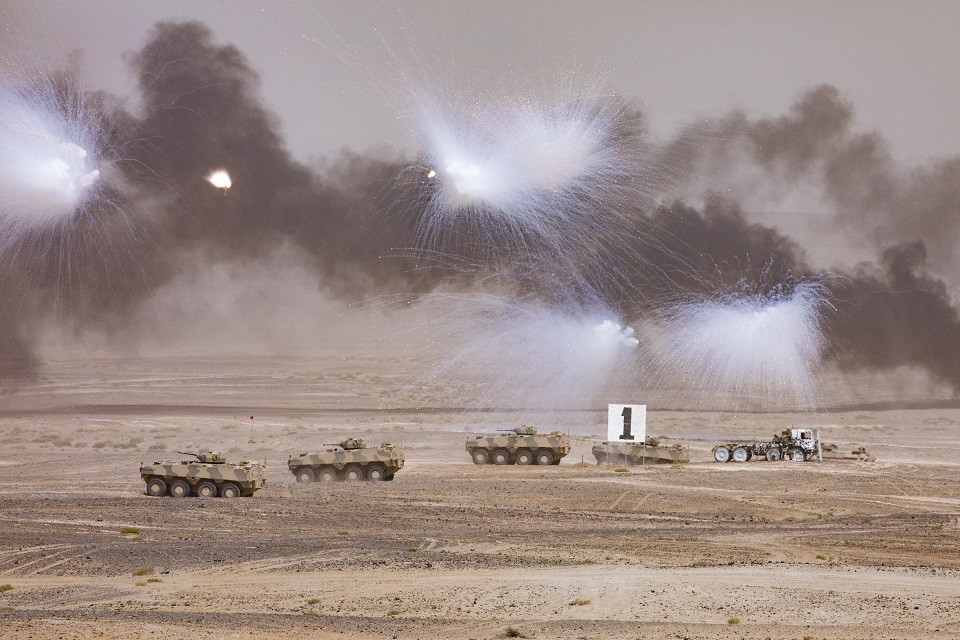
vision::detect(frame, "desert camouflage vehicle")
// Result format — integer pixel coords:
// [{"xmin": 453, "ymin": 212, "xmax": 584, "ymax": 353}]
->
[
  {"xmin": 593, "ymin": 436, "xmax": 688, "ymax": 465},
  {"xmin": 141, "ymin": 451, "xmax": 266, "ymax": 498},
  {"xmin": 288, "ymin": 438, "xmax": 404, "ymax": 482},
  {"xmin": 465, "ymin": 425, "xmax": 571, "ymax": 465}
]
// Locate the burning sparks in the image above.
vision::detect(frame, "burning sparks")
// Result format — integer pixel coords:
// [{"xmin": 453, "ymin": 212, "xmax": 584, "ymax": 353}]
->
[{"xmin": 207, "ymin": 169, "xmax": 232, "ymax": 191}]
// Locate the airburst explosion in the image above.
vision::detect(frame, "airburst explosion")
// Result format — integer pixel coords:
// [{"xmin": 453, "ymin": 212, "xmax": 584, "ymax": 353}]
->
[
  {"xmin": 0, "ymin": 81, "xmax": 102, "ymax": 231},
  {"xmin": 2, "ymin": 18, "xmax": 959, "ymax": 416}
]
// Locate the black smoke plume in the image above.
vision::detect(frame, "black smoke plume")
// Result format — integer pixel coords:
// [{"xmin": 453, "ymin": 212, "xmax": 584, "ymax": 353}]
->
[{"xmin": 2, "ymin": 20, "xmax": 960, "ymax": 401}]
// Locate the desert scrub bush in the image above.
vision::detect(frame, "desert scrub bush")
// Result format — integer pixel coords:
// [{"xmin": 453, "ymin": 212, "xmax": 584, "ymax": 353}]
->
[
  {"xmin": 134, "ymin": 581, "xmax": 147, "ymax": 587},
  {"xmin": 504, "ymin": 628, "xmax": 526, "ymax": 638},
  {"xmin": 120, "ymin": 527, "xmax": 140, "ymax": 535},
  {"xmin": 932, "ymin": 524, "xmax": 944, "ymax": 531},
  {"xmin": 307, "ymin": 598, "xmax": 320, "ymax": 605},
  {"xmin": 0, "ymin": 584, "xmax": 12, "ymax": 593},
  {"xmin": 92, "ymin": 441, "xmax": 108, "ymax": 449},
  {"xmin": 304, "ymin": 611, "xmax": 317, "ymax": 616},
  {"xmin": 815, "ymin": 554, "xmax": 827, "ymax": 560},
  {"xmin": 727, "ymin": 617, "xmax": 740, "ymax": 625},
  {"xmin": 580, "ymin": 558, "xmax": 596, "ymax": 564},
  {"xmin": 407, "ymin": 548, "xmax": 417, "ymax": 552},
  {"xmin": 146, "ymin": 578, "xmax": 162, "ymax": 583},
  {"xmin": 613, "ymin": 468, "xmax": 629, "ymax": 473},
  {"xmin": 132, "ymin": 566, "xmax": 154, "ymax": 576},
  {"xmin": 569, "ymin": 598, "xmax": 591, "ymax": 606},
  {"xmin": 386, "ymin": 609, "xmax": 400, "ymax": 617}
]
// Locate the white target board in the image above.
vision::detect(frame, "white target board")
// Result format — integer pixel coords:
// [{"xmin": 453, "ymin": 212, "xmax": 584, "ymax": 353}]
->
[{"xmin": 607, "ymin": 404, "xmax": 646, "ymax": 442}]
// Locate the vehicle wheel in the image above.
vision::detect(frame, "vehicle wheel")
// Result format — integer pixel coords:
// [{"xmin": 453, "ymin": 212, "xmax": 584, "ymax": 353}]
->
[
  {"xmin": 515, "ymin": 450, "xmax": 534, "ymax": 466},
  {"xmin": 790, "ymin": 448, "xmax": 806, "ymax": 462},
  {"xmin": 367, "ymin": 464, "xmax": 386, "ymax": 481},
  {"xmin": 296, "ymin": 467, "xmax": 315, "ymax": 483},
  {"xmin": 318, "ymin": 467, "xmax": 338, "ymax": 483},
  {"xmin": 145, "ymin": 478, "xmax": 167, "ymax": 497},
  {"xmin": 595, "ymin": 454, "xmax": 608, "ymax": 465},
  {"xmin": 714, "ymin": 447, "xmax": 731, "ymax": 463},
  {"xmin": 535, "ymin": 450, "xmax": 554, "ymax": 466},
  {"xmin": 492, "ymin": 449, "xmax": 511, "ymax": 465},
  {"xmin": 195, "ymin": 481, "xmax": 217, "ymax": 498},
  {"xmin": 343, "ymin": 465, "xmax": 364, "ymax": 481},
  {"xmin": 732, "ymin": 447, "xmax": 749, "ymax": 463},
  {"xmin": 766, "ymin": 448, "xmax": 782, "ymax": 461},
  {"xmin": 471, "ymin": 449, "xmax": 490, "ymax": 465},
  {"xmin": 220, "ymin": 482, "xmax": 241, "ymax": 498},
  {"xmin": 169, "ymin": 479, "xmax": 191, "ymax": 498}
]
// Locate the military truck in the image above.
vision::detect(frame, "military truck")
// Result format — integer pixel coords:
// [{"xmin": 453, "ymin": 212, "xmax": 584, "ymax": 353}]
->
[
  {"xmin": 712, "ymin": 428, "xmax": 822, "ymax": 463},
  {"xmin": 593, "ymin": 436, "xmax": 688, "ymax": 465},
  {"xmin": 465, "ymin": 425, "xmax": 571, "ymax": 465},
  {"xmin": 141, "ymin": 451, "xmax": 266, "ymax": 498},
  {"xmin": 288, "ymin": 438, "xmax": 404, "ymax": 482}
]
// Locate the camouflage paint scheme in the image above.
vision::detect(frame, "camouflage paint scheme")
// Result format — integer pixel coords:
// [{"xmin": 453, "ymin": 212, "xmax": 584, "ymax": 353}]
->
[
  {"xmin": 712, "ymin": 428, "xmax": 875, "ymax": 463},
  {"xmin": 465, "ymin": 426, "xmax": 571, "ymax": 465},
  {"xmin": 140, "ymin": 451, "xmax": 266, "ymax": 498},
  {"xmin": 288, "ymin": 438, "xmax": 404, "ymax": 482},
  {"xmin": 593, "ymin": 437, "xmax": 688, "ymax": 465}
]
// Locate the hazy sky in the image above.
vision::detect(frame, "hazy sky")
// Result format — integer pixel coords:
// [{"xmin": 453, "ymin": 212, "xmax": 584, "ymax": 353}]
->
[{"xmin": 2, "ymin": 0, "xmax": 958, "ymax": 164}]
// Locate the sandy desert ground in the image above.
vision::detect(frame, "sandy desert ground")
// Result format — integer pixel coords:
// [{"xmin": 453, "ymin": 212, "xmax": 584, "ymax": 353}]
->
[{"xmin": 0, "ymin": 354, "xmax": 959, "ymax": 639}]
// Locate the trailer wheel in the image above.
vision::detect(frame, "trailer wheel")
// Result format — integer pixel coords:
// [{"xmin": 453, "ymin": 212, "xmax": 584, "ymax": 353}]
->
[
  {"xmin": 732, "ymin": 447, "xmax": 749, "ymax": 463},
  {"xmin": 471, "ymin": 449, "xmax": 490, "ymax": 465},
  {"xmin": 713, "ymin": 447, "xmax": 731, "ymax": 463},
  {"xmin": 515, "ymin": 450, "xmax": 534, "ymax": 466},
  {"xmin": 492, "ymin": 449, "xmax": 511, "ymax": 465},
  {"xmin": 766, "ymin": 448, "xmax": 782, "ymax": 461},
  {"xmin": 790, "ymin": 448, "xmax": 806, "ymax": 462}
]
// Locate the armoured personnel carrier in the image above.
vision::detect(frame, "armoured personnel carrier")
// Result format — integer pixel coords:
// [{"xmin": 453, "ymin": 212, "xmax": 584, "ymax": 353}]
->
[
  {"xmin": 593, "ymin": 436, "xmax": 688, "ymax": 465},
  {"xmin": 288, "ymin": 438, "xmax": 404, "ymax": 482},
  {"xmin": 465, "ymin": 425, "xmax": 571, "ymax": 465},
  {"xmin": 140, "ymin": 451, "xmax": 266, "ymax": 498}
]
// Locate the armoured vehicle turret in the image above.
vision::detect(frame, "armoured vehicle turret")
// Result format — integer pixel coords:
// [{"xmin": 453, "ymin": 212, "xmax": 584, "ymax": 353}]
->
[
  {"xmin": 465, "ymin": 425, "xmax": 571, "ymax": 465},
  {"xmin": 288, "ymin": 439, "xmax": 405, "ymax": 482},
  {"xmin": 140, "ymin": 451, "xmax": 266, "ymax": 498},
  {"xmin": 593, "ymin": 436, "xmax": 688, "ymax": 465}
]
